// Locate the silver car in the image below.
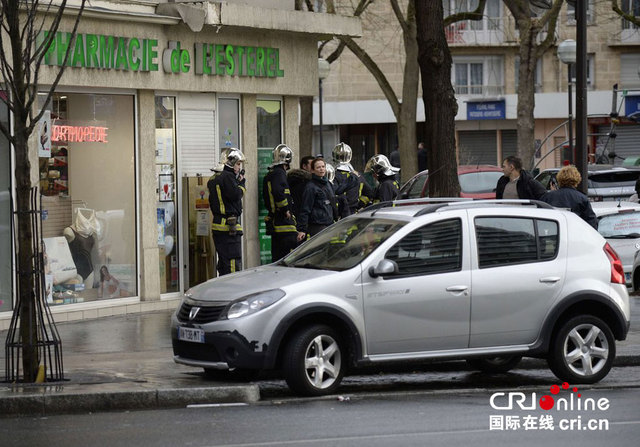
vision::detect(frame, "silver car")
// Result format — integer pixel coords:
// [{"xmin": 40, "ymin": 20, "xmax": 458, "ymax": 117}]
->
[
  {"xmin": 592, "ymin": 201, "xmax": 640, "ymax": 286},
  {"xmin": 172, "ymin": 200, "xmax": 631, "ymax": 396}
]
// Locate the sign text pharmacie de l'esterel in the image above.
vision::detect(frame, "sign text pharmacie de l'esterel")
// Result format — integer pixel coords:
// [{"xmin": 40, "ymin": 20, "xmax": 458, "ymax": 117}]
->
[{"xmin": 38, "ymin": 31, "xmax": 285, "ymax": 78}]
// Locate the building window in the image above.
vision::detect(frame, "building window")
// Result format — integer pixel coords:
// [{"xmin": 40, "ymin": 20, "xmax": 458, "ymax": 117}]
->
[
  {"xmin": 452, "ymin": 56, "xmax": 504, "ymax": 96},
  {"xmin": 39, "ymin": 93, "xmax": 137, "ymax": 305},
  {"xmin": 621, "ymin": 0, "xmax": 640, "ymax": 30},
  {"xmin": 443, "ymin": 0, "xmax": 501, "ymax": 29},
  {"xmin": 567, "ymin": 0, "xmax": 594, "ymax": 25},
  {"xmin": 569, "ymin": 54, "xmax": 595, "ymax": 90},
  {"xmin": 515, "ymin": 57, "xmax": 543, "ymax": 93}
]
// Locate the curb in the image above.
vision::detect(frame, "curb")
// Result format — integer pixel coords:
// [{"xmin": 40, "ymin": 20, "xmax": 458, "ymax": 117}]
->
[{"xmin": 0, "ymin": 384, "xmax": 260, "ymax": 418}]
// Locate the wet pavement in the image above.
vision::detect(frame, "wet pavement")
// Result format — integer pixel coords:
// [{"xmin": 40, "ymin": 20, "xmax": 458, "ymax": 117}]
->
[{"xmin": 0, "ymin": 296, "xmax": 639, "ymax": 417}]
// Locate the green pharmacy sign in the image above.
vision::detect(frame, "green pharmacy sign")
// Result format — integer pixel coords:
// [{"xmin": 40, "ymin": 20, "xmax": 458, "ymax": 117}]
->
[{"xmin": 39, "ymin": 32, "xmax": 285, "ymax": 78}]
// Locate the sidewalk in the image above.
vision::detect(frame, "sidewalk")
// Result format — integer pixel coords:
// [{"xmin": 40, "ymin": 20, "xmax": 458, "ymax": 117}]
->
[{"xmin": 1, "ymin": 297, "xmax": 639, "ymax": 417}]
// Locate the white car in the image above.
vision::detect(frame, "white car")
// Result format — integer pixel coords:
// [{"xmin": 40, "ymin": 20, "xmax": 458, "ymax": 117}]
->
[{"xmin": 592, "ymin": 201, "xmax": 640, "ymax": 286}]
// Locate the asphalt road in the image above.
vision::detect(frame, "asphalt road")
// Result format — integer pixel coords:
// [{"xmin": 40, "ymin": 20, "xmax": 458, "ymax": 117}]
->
[{"xmin": 2, "ymin": 385, "xmax": 639, "ymax": 447}]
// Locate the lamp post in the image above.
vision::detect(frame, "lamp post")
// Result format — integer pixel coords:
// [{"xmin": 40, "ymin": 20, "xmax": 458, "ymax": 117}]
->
[
  {"xmin": 575, "ymin": 0, "xmax": 588, "ymax": 194},
  {"xmin": 558, "ymin": 39, "xmax": 576, "ymax": 165},
  {"xmin": 318, "ymin": 58, "xmax": 331, "ymax": 156}
]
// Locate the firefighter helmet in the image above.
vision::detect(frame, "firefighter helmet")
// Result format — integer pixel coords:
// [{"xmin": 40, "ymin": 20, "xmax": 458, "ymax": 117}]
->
[
  {"xmin": 271, "ymin": 144, "xmax": 293, "ymax": 167},
  {"xmin": 367, "ymin": 154, "xmax": 399, "ymax": 177}
]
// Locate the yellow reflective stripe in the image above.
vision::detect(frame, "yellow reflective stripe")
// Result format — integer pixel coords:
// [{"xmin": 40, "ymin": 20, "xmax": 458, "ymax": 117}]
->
[
  {"xmin": 276, "ymin": 198, "xmax": 288, "ymax": 208},
  {"xmin": 212, "ymin": 223, "xmax": 229, "ymax": 231},
  {"xmin": 267, "ymin": 181, "xmax": 276, "ymax": 212},
  {"xmin": 274, "ymin": 225, "xmax": 297, "ymax": 232},
  {"xmin": 239, "ymin": 185, "xmax": 246, "ymax": 194},
  {"xmin": 284, "ymin": 188, "xmax": 290, "ymax": 194},
  {"xmin": 216, "ymin": 185, "xmax": 225, "ymax": 215},
  {"xmin": 230, "ymin": 259, "xmax": 236, "ymax": 273}
]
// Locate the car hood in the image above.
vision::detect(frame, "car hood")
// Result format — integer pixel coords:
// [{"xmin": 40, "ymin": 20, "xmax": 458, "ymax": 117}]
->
[{"xmin": 186, "ymin": 265, "xmax": 335, "ymax": 303}]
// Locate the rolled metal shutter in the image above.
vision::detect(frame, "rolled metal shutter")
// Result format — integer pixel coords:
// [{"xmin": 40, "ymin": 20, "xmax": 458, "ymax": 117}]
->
[
  {"xmin": 596, "ymin": 124, "xmax": 640, "ymax": 166},
  {"xmin": 501, "ymin": 129, "xmax": 518, "ymax": 161},
  {"xmin": 458, "ymin": 130, "xmax": 497, "ymax": 165}
]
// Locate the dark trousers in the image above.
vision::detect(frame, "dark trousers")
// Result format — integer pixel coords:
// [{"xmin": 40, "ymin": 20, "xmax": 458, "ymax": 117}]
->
[
  {"xmin": 271, "ymin": 232, "xmax": 298, "ymax": 262},
  {"xmin": 308, "ymin": 224, "xmax": 329, "ymax": 238},
  {"xmin": 212, "ymin": 231, "xmax": 242, "ymax": 276}
]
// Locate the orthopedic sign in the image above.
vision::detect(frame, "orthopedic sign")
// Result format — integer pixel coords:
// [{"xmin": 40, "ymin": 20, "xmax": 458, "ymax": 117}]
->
[{"xmin": 39, "ymin": 32, "xmax": 285, "ymax": 78}]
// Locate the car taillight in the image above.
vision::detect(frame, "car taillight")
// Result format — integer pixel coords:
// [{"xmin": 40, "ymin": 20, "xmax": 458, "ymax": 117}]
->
[{"xmin": 604, "ymin": 242, "xmax": 625, "ymax": 284}]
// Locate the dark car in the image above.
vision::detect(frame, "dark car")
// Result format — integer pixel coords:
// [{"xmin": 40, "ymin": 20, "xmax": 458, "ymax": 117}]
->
[
  {"xmin": 535, "ymin": 165, "xmax": 640, "ymax": 202},
  {"xmin": 399, "ymin": 165, "xmax": 503, "ymax": 199}
]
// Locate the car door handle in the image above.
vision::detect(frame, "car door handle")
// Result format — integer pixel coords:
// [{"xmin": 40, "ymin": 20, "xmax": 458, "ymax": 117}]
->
[
  {"xmin": 539, "ymin": 277, "xmax": 561, "ymax": 284},
  {"xmin": 446, "ymin": 285, "xmax": 469, "ymax": 293}
]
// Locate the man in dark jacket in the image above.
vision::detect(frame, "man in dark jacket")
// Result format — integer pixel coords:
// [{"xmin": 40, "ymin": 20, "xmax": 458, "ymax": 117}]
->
[
  {"xmin": 208, "ymin": 148, "xmax": 246, "ymax": 275},
  {"xmin": 496, "ymin": 155, "xmax": 546, "ymax": 200},
  {"xmin": 287, "ymin": 155, "xmax": 313, "ymax": 219},
  {"xmin": 540, "ymin": 165, "xmax": 598, "ymax": 229},
  {"xmin": 263, "ymin": 144, "xmax": 304, "ymax": 262},
  {"xmin": 368, "ymin": 154, "xmax": 400, "ymax": 203}
]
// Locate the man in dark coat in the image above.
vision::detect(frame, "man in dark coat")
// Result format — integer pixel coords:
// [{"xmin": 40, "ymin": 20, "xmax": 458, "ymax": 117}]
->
[
  {"xmin": 368, "ymin": 154, "xmax": 400, "ymax": 203},
  {"xmin": 287, "ymin": 155, "xmax": 313, "ymax": 219},
  {"xmin": 496, "ymin": 155, "xmax": 546, "ymax": 200},
  {"xmin": 208, "ymin": 148, "xmax": 246, "ymax": 275}
]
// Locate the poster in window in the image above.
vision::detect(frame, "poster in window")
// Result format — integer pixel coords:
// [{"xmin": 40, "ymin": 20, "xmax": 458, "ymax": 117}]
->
[
  {"xmin": 155, "ymin": 129, "xmax": 174, "ymax": 164},
  {"xmin": 38, "ymin": 110, "xmax": 52, "ymax": 158},
  {"xmin": 158, "ymin": 173, "xmax": 173, "ymax": 202}
]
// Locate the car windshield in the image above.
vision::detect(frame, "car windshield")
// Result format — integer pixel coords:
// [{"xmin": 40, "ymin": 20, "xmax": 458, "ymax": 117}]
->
[
  {"xmin": 588, "ymin": 171, "xmax": 640, "ymax": 188},
  {"xmin": 280, "ymin": 217, "xmax": 405, "ymax": 271},
  {"xmin": 458, "ymin": 171, "xmax": 502, "ymax": 194},
  {"xmin": 597, "ymin": 211, "xmax": 640, "ymax": 238}
]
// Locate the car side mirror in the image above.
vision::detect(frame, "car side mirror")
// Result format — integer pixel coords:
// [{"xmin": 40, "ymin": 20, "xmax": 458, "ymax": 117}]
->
[{"xmin": 368, "ymin": 259, "xmax": 398, "ymax": 278}]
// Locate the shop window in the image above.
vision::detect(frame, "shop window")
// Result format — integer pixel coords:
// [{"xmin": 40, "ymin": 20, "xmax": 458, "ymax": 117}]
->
[
  {"xmin": 218, "ymin": 98, "xmax": 240, "ymax": 150},
  {"xmin": 156, "ymin": 96, "xmax": 179, "ymax": 294},
  {"xmin": 39, "ymin": 93, "xmax": 137, "ymax": 305},
  {"xmin": 0, "ymin": 94, "xmax": 11, "ymax": 312}
]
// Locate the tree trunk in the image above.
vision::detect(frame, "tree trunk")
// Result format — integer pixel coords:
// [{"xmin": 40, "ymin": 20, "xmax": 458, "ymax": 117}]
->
[
  {"xmin": 397, "ymin": 10, "xmax": 419, "ymax": 185},
  {"xmin": 415, "ymin": 0, "xmax": 460, "ymax": 197},
  {"xmin": 15, "ymin": 125, "xmax": 39, "ymax": 382},
  {"xmin": 298, "ymin": 96, "xmax": 313, "ymax": 159},
  {"xmin": 516, "ymin": 22, "xmax": 537, "ymax": 170}
]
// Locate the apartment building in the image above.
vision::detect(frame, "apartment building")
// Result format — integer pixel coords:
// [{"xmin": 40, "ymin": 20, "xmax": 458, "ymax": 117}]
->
[{"xmin": 317, "ymin": 0, "xmax": 640, "ymax": 173}]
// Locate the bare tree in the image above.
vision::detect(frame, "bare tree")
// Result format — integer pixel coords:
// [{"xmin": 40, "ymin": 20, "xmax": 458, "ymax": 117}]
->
[
  {"xmin": 504, "ymin": 0, "xmax": 563, "ymax": 169},
  {"xmin": 415, "ymin": 0, "xmax": 487, "ymax": 197},
  {"xmin": 0, "ymin": 0, "xmax": 85, "ymax": 381}
]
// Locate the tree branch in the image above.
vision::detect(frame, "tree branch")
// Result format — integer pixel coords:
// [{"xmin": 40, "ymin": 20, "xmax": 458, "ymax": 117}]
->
[
  {"xmin": 444, "ymin": 0, "xmax": 487, "ymax": 26},
  {"xmin": 340, "ymin": 36, "xmax": 400, "ymax": 118},
  {"xmin": 535, "ymin": 0, "xmax": 563, "ymax": 57},
  {"xmin": 390, "ymin": 0, "xmax": 409, "ymax": 34},
  {"xmin": 612, "ymin": 0, "xmax": 640, "ymax": 27}
]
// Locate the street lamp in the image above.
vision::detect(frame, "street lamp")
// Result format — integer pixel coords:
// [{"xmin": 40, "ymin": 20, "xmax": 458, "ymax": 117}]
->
[
  {"xmin": 318, "ymin": 58, "xmax": 330, "ymax": 156},
  {"xmin": 558, "ymin": 39, "xmax": 576, "ymax": 164}
]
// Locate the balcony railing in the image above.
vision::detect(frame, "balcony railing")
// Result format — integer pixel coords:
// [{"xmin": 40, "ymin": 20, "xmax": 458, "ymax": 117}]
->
[
  {"xmin": 454, "ymin": 85, "xmax": 504, "ymax": 97},
  {"xmin": 445, "ymin": 16, "xmax": 517, "ymax": 46},
  {"xmin": 621, "ymin": 19, "xmax": 640, "ymax": 43}
]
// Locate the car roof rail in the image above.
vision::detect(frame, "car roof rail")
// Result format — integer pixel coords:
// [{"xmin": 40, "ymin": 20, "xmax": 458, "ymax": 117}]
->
[
  {"xmin": 363, "ymin": 197, "xmax": 473, "ymax": 216},
  {"xmin": 412, "ymin": 199, "xmax": 554, "ymax": 216}
]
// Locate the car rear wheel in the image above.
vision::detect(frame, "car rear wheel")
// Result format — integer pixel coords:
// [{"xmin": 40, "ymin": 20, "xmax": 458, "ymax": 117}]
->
[
  {"xmin": 547, "ymin": 315, "xmax": 615, "ymax": 384},
  {"xmin": 283, "ymin": 324, "xmax": 345, "ymax": 396},
  {"xmin": 466, "ymin": 355, "xmax": 522, "ymax": 373}
]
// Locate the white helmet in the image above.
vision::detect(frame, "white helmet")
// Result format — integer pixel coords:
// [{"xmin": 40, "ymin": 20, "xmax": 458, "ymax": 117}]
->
[
  {"xmin": 367, "ymin": 154, "xmax": 399, "ymax": 177},
  {"xmin": 211, "ymin": 147, "xmax": 231, "ymax": 172},
  {"xmin": 271, "ymin": 144, "xmax": 293, "ymax": 167},
  {"xmin": 332, "ymin": 142, "xmax": 353, "ymax": 172},
  {"xmin": 224, "ymin": 147, "xmax": 246, "ymax": 168},
  {"xmin": 325, "ymin": 162, "xmax": 336, "ymax": 183}
]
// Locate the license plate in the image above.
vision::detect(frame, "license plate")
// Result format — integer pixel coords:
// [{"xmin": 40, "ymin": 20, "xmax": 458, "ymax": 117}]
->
[{"xmin": 178, "ymin": 326, "xmax": 205, "ymax": 343}]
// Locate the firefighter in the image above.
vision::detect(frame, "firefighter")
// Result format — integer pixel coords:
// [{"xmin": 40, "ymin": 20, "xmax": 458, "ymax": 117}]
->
[
  {"xmin": 262, "ymin": 144, "xmax": 303, "ymax": 262},
  {"xmin": 332, "ymin": 142, "xmax": 373, "ymax": 213},
  {"xmin": 367, "ymin": 154, "xmax": 400, "ymax": 203},
  {"xmin": 207, "ymin": 148, "xmax": 246, "ymax": 276}
]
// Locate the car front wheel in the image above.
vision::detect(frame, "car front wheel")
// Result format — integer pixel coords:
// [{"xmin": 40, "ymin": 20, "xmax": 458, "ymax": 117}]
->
[
  {"xmin": 283, "ymin": 324, "xmax": 345, "ymax": 396},
  {"xmin": 547, "ymin": 315, "xmax": 615, "ymax": 384}
]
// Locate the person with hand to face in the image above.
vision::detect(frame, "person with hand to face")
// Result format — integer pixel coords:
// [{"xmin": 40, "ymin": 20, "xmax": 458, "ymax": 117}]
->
[{"xmin": 296, "ymin": 157, "xmax": 338, "ymax": 241}]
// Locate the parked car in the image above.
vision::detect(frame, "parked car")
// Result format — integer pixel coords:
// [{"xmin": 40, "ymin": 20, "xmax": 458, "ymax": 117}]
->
[
  {"xmin": 399, "ymin": 165, "xmax": 503, "ymax": 199},
  {"xmin": 535, "ymin": 165, "xmax": 640, "ymax": 201},
  {"xmin": 172, "ymin": 199, "xmax": 630, "ymax": 396},
  {"xmin": 592, "ymin": 201, "xmax": 640, "ymax": 287}
]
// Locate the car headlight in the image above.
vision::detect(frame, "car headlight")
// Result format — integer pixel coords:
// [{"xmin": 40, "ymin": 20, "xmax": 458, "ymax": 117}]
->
[{"xmin": 226, "ymin": 289, "xmax": 286, "ymax": 320}]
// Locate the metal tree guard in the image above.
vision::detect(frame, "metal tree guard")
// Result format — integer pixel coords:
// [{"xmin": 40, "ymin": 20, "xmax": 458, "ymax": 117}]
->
[{"xmin": 5, "ymin": 187, "xmax": 64, "ymax": 382}]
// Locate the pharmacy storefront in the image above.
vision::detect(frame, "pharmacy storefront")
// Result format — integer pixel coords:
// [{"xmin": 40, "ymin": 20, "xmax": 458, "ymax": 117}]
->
[{"xmin": 0, "ymin": 4, "xmax": 359, "ymax": 326}]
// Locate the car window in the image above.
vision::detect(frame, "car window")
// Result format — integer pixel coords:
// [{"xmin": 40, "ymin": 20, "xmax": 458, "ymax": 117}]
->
[
  {"xmin": 536, "ymin": 172, "xmax": 555, "ymax": 190},
  {"xmin": 282, "ymin": 218, "xmax": 405, "ymax": 271},
  {"xmin": 597, "ymin": 211, "xmax": 640, "ymax": 238},
  {"xmin": 475, "ymin": 217, "xmax": 559, "ymax": 268},
  {"xmin": 384, "ymin": 219, "xmax": 462, "ymax": 276},
  {"xmin": 407, "ymin": 173, "xmax": 428, "ymax": 198},
  {"xmin": 588, "ymin": 171, "xmax": 640, "ymax": 188},
  {"xmin": 458, "ymin": 171, "xmax": 503, "ymax": 194}
]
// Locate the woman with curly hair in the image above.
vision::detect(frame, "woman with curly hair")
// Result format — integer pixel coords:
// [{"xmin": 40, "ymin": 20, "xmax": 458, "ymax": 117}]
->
[{"xmin": 540, "ymin": 165, "xmax": 598, "ymax": 229}]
